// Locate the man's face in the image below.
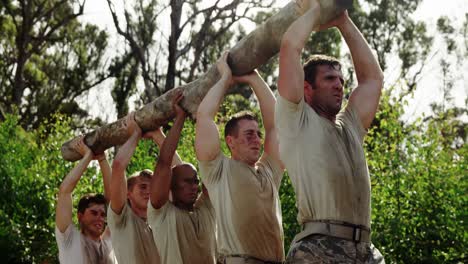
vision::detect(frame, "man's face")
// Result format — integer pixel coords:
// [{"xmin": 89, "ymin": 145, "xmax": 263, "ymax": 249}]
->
[
  {"xmin": 227, "ymin": 119, "xmax": 262, "ymax": 166},
  {"xmin": 306, "ymin": 65, "xmax": 344, "ymax": 117},
  {"xmin": 128, "ymin": 177, "xmax": 151, "ymax": 212},
  {"xmin": 172, "ymin": 165, "xmax": 199, "ymax": 206},
  {"xmin": 78, "ymin": 203, "xmax": 106, "ymax": 239}
]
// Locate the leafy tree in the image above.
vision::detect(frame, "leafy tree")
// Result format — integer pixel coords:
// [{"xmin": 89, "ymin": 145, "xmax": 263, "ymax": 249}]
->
[
  {"xmin": 0, "ymin": 0, "xmax": 109, "ymax": 129},
  {"xmin": 0, "ymin": 114, "xmax": 107, "ymax": 263},
  {"xmin": 105, "ymin": 0, "xmax": 275, "ymax": 118},
  {"xmin": 368, "ymin": 91, "xmax": 467, "ymax": 263}
]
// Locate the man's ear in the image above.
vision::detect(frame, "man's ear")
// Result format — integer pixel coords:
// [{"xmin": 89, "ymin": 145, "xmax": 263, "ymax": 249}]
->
[
  {"xmin": 225, "ymin": 135, "xmax": 234, "ymax": 150},
  {"xmin": 77, "ymin": 212, "xmax": 83, "ymax": 223}
]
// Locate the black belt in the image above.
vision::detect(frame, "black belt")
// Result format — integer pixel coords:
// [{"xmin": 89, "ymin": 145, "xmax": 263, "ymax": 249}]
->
[{"xmin": 299, "ymin": 220, "xmax": 371, "ymax": 243}]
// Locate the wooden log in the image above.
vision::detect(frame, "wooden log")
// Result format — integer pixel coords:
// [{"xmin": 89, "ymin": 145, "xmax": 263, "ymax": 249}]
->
[{"xmin": 61, "ymin": 0, "xmax": 352, "ymax": 161}]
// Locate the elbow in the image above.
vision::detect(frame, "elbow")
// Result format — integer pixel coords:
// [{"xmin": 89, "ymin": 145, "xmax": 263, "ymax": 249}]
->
[
  {"xmin": 196, "ymin": 109, "xmax": 212, "ymax": 121},
  {"xmin": 58, "ymin": 183, "xmax": 69, "ymax": 196},
  {"xmin": 111, "ymin": 159, "xmax": 124, "ymax": 172},
  {"xmin": 375, "ymin": 72, "xmax": 384, "ymax": 91},
  {"xmin": 157, "ymin": 158, "xmax": 172, "ymax": 169},
  {"xmin": 280, "ymin": 33, "xmax": 303, "ymax": 56},
  {"xmin": 58, "ymin": 185, "xmax": 65, "ymax": 195},
  {"xmin": 376, "ymin": 70, "xmax": 384, "ymax": 85}
]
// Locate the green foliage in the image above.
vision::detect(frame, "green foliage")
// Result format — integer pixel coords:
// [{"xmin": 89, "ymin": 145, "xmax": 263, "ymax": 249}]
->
[
  {"xmin": 368, "ymin": 92, "xmax": 467, "ymax": 263},
  {"xmin": 279, "ymin": 172, "xmax": 300, "ymax": 250},
  {"xmin": 0, "ymin": 114, "xmax": 106, "ymax": 263},
  {"xmin": 0, "ymin": 1, "xmax": 108, "ymax": 129}
]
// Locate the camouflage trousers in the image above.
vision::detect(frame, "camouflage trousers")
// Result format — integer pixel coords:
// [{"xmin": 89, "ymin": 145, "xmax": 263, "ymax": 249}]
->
[{"xmin": 286, "ymin": 235, "xmax": 385, "ymax": 264}]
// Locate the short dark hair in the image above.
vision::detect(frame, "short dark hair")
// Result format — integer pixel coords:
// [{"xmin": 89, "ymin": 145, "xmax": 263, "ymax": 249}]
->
[
  {"xmin": 303, "ymin": 55, "xmax": 342, "ymax": 86},
  {"xmin": 127, "ymin": 169, "xmax": 153, "ymax": 190},
  {"xmin": 77, "ymin": 194, "xmax": 106, "ymax": 214},
  {"xmin": 224, "ymin": 111, "xmax": 258, "ymax": 139},
  {"xmin": 171, "ymin": 163, "xmax": 198, "ymax": 188}
]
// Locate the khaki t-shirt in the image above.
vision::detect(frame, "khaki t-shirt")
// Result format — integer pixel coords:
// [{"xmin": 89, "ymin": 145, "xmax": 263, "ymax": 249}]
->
[
  {"xmin": 107, "ymin": 202, "xmax": 160, "ymax": 264},
  {"xmin": 198, "ymin": 153, "xmax": 284, "ymax": 262},
  {"xmin": 275, "ymin": 96, "xmax": 371, "ymax": 228},
  {"xmin": 147, "ymin": 194, "xmax": 216, "ymax": 264},
  {"xmin": 55, "ymin": 224, "xmax": 117, "ymax": 264}
]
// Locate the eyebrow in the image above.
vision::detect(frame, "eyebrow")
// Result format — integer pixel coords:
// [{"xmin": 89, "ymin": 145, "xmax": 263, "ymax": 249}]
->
[
  {"xmin": 90, "ymin": 209, "xmax": 106, "ymax": 213},
  {"xmin": 244, "ymin": 129, "xmax": 258, "ymax": 134}
]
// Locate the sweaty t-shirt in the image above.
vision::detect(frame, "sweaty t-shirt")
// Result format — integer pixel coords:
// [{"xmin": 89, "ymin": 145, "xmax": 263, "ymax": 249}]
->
[
  {"xmin": 275, "ymin": 96, "xmax": 371, "ymax": 228},
  {"xmin": 55, "ymin": 224, "xmax": 117, "ymax": 264},
  {"xmin": 198, "ymin": 153, "xmax": 284, "ymax": 262},
  {"xmin": 107, "ymin": 202, "xmax": 160, "ymax": 264},
  {"xmin": 147, "ymin": 194, "xmax": 216, "ymax": 264}
]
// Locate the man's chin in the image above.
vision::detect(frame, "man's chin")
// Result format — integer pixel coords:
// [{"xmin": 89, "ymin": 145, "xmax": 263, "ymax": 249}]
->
[{"xmin": 84, "ymin": 227, "xmax": 104, "ymax": 238}]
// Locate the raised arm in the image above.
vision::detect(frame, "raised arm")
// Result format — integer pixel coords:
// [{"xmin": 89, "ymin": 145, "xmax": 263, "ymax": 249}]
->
[
  {"xmin": 233, "ymin": 71, "xmax": 284, "ymax": 169},
  {"xmin": 195, "ymin": 52, "xmax": 232, "ymax": 161},
  {"xmin": 95, "ymin": 153, "xmax": 112, "ymax": 202},
  {"xmin": 56, "ymin": 138, "xmax": 93, "ymax": 232},
  {"xmin": 278, "ymin": 1, "xmax": 321, "ymax": 103},
  {"xmin": 151, "ymin": 91, "xmax": 187, "ymax": 209},
  {"xmin": 144, "ymin": 127, "xmax": 183, "ymax": 166},
  {"xmin": 337, "ymin": 12, "xmax": 384, "ymax": 129},
  {"xmin": 110, "ymin": 113, "xmax": 142, "ymax": 214}
]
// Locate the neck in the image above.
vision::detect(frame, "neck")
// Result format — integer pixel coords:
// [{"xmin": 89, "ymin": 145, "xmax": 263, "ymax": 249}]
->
[
  {"xmin": 174, "ymin": 200, "xmax": 194, "ymax": 211},
  {"xmin": 131, "ymin": 205, "xmax": 147, "ymax": 220},
  {"xmin": 231, "ymin": 154, "xmax": 256, "ymax": 167},
  {"xmin": 311, "ymin": 104, "xmax": 336, "ymax": 122},
  {"xmin": 81, "ymin": 229, "xmax": 101, "ymax": 242}
]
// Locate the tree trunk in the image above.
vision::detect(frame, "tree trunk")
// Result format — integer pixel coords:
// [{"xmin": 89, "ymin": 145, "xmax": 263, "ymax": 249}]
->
[
  {"xmin": 61, "ymin": 0, "xmax": 351, "ymax": 161},
  {"xmin": 165, "ymin": 0, "xmax": 184, "ymax": 93}
]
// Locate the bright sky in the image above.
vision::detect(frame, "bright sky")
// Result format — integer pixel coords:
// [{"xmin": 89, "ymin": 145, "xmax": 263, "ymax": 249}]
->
[{"xmin": 79, "ymin": 0, "xmax": 467, "ymax": 123}]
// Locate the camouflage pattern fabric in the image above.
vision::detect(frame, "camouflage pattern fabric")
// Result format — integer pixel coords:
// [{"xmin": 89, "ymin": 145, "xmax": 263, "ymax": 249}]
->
[{"xmin": 286, "ymin": 235, "xmax": 385, "ymax": 264}]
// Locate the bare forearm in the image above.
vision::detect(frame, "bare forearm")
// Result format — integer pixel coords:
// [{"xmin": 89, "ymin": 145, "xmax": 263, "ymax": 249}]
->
[
  {"xmin": 338, "ymin": 18, "xmax": 383, "ymax": 83},
  {"xmin": 98, "ymin": 158, "xmax": 112, "ymax": 202},
  {"xmin": 150, "ymin": 166, "xmax": 171, "ymax": 209},
  {"xmin": 59, "ymin": 154, "xmax": 92, "ymax": 194},
  {"xmin": 158, "ymin": 115, "xmax": 185, "ymax": 166},
  {"xmin": 114, "ymin": 133, "xmax": 140, "ymax": 169},
  {"xmin": 110, "ymin": 133, "xmax": 140, "ymax": 212},
  {"xmin": 56, "ymin": 153, "xmax": 92, "ymax": 231},
  {"xmin": 279, "ymin": 6, "xmax": 320, "ymax": 103},
  {"xmin": 109, "ymin": 169, "xmax": 127, "ymax": 213},
  {"xmin": 250, "ymin": 76, "xmax": 276, "ymax": 131},
  {"xmin": 282, "ymin": 5, "xmax": 321, "ymax": 53},
  {"xmin": 150, "ymin": 129, "xmax": 182, "ymax": 166},
  {"xmin": 197, "ymin": 75, "xmax": 230, "ymax": 118}
]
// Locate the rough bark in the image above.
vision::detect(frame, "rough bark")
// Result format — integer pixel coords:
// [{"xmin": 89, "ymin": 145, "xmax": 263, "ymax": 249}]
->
[{"xmin": 61, "ymin": 0, "xmax": 351, "ymax": 161}]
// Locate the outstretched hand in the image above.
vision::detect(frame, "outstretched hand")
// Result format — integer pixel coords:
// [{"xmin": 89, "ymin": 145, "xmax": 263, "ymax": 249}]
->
[
  {"xmin": 296, "ymin": 0, "xmax": 320, "ymax": 15},
  {"xmin": 232, "ymin": 70, "xmax": 261, "ymax": 85},
  {"xmin": 125, "ymin": 112, "xmax": 142, "ymax": 138},
  {"xmin": 74, "ymin": 136, "xmax": 92, "ymax": 159},
  {"xmin": 143, "ymin": 127, "xmax": 164, "ymax": 140},
  {"xmin": 93, "ymin": 152, "xmax": 106, "ymax": 161},
  {"xmin": 172, "ymin": 89, "xmax": 187, "ymax": 119},
  {"xmin": 319, "ymin": 10, "xmax": 349, "ymax": 30},
  {"xmin": 216, "ymin": 52, "xmax": 233, "ymax": 82}
]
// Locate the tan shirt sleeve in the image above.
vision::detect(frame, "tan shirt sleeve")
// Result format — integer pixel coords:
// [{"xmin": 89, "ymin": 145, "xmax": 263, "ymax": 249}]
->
[
  {"xmin": 55, "ymin": 224, "xmax": 76, "ymax": 249},
  {"xmin": 198, "ymin": 152, "xmax": 226, "ymax": 185},
  {"xmin": 107, "ymin": 202, "xmax": 128, "ymax": 229},
  {"xmin": 275, "ymin": 95, "xmax": 308, "ymax": 138},
  {"xmin": 147, "ymin": 200, "xmax": 173, "ymax": 227},
  {"xmin": 340, "ymin": 104, "xmax": 367, "ymax": 142},
  {"xmin": 258, "ymin": 153, "xmax": 284, "ymax": 188}
]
